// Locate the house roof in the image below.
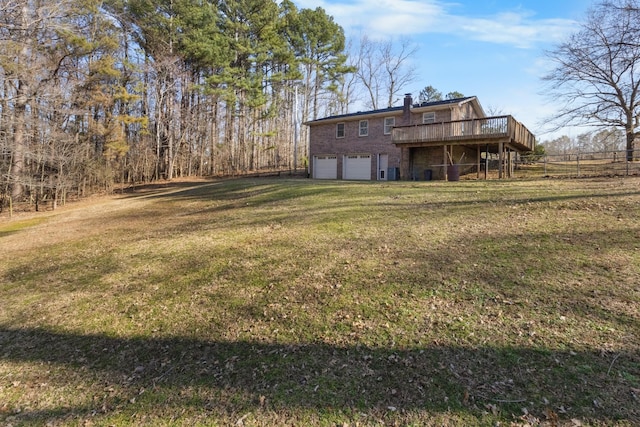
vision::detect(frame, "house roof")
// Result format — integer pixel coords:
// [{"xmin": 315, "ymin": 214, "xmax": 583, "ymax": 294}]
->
[{"xmin": 304, "ymin": 96, "xmax": 484, "ymax": 125}]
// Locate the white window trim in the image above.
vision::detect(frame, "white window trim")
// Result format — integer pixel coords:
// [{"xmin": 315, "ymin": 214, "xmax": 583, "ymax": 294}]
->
[
  {"xmin": 384, "ymin": 117, "xmax": 395, "ymax": 135},
  {"xmin": 423, "ymin": 112, "xmax": 436, "ymax": 124},
  {"xmin": 359, "ymin": 120, "xmax": 369, "ymax": 137},
  {"xmin": 336, "ymin": 122, "xmax": 345, "ymax": 139}
]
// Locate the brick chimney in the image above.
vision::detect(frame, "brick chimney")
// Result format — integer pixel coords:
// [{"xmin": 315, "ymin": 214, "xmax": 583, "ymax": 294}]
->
[{"xmin": 403, "ymin": 93, "xmax": 412, "ymax": 125}]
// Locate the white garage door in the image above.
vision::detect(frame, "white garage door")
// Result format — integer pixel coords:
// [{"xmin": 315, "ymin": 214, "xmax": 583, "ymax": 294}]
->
[
  {"xmin": 344, "ymin": 154, "xmax": 372, "ymax": 180},
  {"xmin": 313, "ymin": 155, "xmax": 337, "ymax": 179}
]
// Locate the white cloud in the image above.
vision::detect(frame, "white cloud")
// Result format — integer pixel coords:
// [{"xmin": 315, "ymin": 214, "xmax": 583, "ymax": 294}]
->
[
  {"xmin": 293, "ymin": 0, "xmax": 445, "ymax": 39},
  {"xmin": 292, "ymin": 0, "xmax": 576, "ymax": 48},
  {"xmin": 290, "ymin": 0, "xmax": 585, "ymax": 133},
  {"xmin": 453, "ymin": 13, "xmax": 576, "ymax": 48}
]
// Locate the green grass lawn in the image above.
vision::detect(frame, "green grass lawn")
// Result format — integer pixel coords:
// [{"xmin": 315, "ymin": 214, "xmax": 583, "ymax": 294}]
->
[{"xmin": 1, "ymin": 177, "xmax": 639, "ymax": 426}]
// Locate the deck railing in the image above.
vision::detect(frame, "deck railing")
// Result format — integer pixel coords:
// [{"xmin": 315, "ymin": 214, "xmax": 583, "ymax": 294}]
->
[{"xmin": 392, "ymin": 115, "xmax": 535, "ymax": 151}]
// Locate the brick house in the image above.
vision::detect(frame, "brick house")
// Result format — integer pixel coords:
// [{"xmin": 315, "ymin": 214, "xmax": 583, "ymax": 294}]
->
[{"xmin": 305, "ymin": 94, "xmax": 535, "ymax": 181}]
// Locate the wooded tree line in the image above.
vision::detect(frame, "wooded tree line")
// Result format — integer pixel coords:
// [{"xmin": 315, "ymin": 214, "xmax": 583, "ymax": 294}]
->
[
  {"xmin": 540, "ymin": 128, "xmax": 626, "ymax": 157},
  {"xmin": 4, "ymin": 0, "xmax": 640, "ymax": 209},
  {"xmin": 544, "ymin": 0, "xmax": 640, "ymax": 162},
  {"xmin": 1, "ymin": 0, "xmax": 416, "ymax": 208}
]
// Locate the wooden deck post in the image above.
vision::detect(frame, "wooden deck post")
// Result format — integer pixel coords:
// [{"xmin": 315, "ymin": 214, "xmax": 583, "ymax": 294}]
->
[
  {"xmin": 400, "ymin": 147, "xmax": 410, "ymax": 180},
  {"xmin": 498, "ymin": 142, "xmax": 504, "ymax": 179},
  {"xmin": 509, "ymin": 149, "xmax": 514, "ymax": 177},
  {"xmin": 485, "ymin": 144, "xmax": 488, "ymax": 180},
  {"xmin": 477, "ymin": 145, "xmax": 481, "ymax": 179},
  {"xmin": 443, "ymin": 145, "xmax": 448, "ymax": 180}
]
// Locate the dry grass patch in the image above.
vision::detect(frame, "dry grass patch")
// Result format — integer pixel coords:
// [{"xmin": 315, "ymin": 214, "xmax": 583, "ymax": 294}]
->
[{"xmin": 1, "ymin": 177, "xmax": 639, "ymax": 426}]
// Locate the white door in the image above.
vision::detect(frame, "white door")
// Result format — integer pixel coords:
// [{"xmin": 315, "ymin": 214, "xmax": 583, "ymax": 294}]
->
[
  {"xmin": 343, "ymin": 154, "xmax": 372, "ymax": 180},
  {"xmin": 378, "ymin": 154, "xmax": 388, "ymax": 181},
  {"xmin": 313, "ymin": 155, "xmax": 337, "ymax": 179}
]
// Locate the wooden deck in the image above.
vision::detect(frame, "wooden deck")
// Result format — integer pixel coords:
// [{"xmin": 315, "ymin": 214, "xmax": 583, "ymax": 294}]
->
[{"xmin": 392, "ymin": 115, "xmax": 535, "ymax": 152}]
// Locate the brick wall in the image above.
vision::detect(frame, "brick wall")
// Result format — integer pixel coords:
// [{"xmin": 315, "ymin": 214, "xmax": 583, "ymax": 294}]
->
[
  {"xmin": 308, "ymin": 113, "xmax": 403, "ymax": 180},
  {"xmin": 307, "ymin": 101, "xmax": 473, "ymax": 180}
]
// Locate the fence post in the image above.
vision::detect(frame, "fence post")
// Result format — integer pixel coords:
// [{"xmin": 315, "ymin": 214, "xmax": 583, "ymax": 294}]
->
[
  {"xmin": 576, "ymin": 154, "xmax": 580, "ymax": 177},
  {"xmin": 544, "ymin": 155, "xmax": 547, "ymax": 176},
  {"xmin": 626, "ymin": 153, "xmax": 630, "ymax": 176}
]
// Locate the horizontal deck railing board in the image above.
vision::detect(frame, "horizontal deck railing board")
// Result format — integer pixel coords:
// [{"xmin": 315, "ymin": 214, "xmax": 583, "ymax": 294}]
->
[{"xmin": 392, "ymin": 115, "xmax": 535, "ymax": 151}]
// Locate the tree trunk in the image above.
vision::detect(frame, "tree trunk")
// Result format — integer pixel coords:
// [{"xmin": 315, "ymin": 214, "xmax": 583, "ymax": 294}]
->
[
  {"xmin": 10, "ymin": 3, "xmax": 31, "ymax": 202},
  {"xmin": 626, "ymin": 123, "xmax": 635, "ymax": 161},
  {"xmin": 11, "ymin": 80, "xmax": 27, "ymax": 201}
]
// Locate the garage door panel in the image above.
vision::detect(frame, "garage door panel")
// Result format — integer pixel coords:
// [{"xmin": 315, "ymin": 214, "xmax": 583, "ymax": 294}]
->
[
  {"xmin": 314, "ymin": 155, "xmax": 337, "ymax": 179},
  {"xmin": 344, "ymin": 154, "xmax": 371, "ymax": 180}
]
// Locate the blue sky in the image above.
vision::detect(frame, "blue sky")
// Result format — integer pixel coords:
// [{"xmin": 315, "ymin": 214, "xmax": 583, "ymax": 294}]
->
[{"xmin": 293, "ymin": 0, "xmax": 594, "ymax": 141}]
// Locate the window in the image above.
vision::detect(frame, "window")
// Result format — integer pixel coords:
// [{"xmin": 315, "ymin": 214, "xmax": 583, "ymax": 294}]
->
[
  {"xmin": 423, "ymin": 112, "xmax": 436, "ymax": 124},
  {"xmin": 336, "ymin": 123, "xmax": 345, "ymax": 138},
  {"xmin": 359, "ymin": 120, "xmax": 368, "ymax": 137},
  {"xmin": 384, "ymin": 117, "xmax": 395, "ymax": 135}
]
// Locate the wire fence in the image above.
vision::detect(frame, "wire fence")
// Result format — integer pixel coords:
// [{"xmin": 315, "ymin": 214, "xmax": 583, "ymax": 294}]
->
[
  {"xmin": 513, "ymin": 150, "xmax": 640, "ymax": 179},
  {"xmin": 412, "ymin": 150, "xmax": 640, "ymax": 180}
]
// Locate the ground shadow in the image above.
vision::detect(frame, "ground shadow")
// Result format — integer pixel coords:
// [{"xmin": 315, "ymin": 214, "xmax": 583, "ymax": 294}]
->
[
  {"xmin": 1, "ymin": 327, "xmax": 638, "ymax": 424},
  {"xmin": 118, "ymin": 177, "xmax": 640, "ymax": 218},
  {"xmin": 3, "ymin": 178, "xmax": 640, "ymax": 424}
]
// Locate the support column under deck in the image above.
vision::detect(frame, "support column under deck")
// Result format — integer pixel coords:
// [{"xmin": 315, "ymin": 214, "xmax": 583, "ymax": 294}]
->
[
  {"xmin": 443, "ymin": 145, "xmax": 448, "ymax": 180},
  {"xmin": 400, "ymin": 147, "xmax": 410, "ymax": 180},
  {"xmin": 508, "ymin": 147, "xmax": 514, "ymax": 178},
  {"xmin": 498, "ymin": 142, "xmax": 504, "ymax": 179}
]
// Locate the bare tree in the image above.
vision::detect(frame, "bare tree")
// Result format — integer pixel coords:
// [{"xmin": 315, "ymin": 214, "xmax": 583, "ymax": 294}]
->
[
  {"xmin": 541, "ymin": 135, "xmax": 573, "ymax": 157},
  {"xmin": 355, "ymin": 36, "xmax": 417, "ymax": 110},
  {"xmin": 333, "ymin": 38, "xmax": 360, "ymax": 115},
  {"xmin": 575, "ymin": 132, "xmax": 594, "ymax": 153},
  {"xmin": 354, "ymin": 35, "xmax": 382, "ymax": 110},
  {"xmin": 0, "ymin": 0, "xmax": 87, "ymax": 202},
  {"xmin": 543, "ymin": 0, "xmax": 640, "ymax": 160},
  {"xmin": 381, "ymin": 37, "xmax": 418, "ymax": 108},
  {"xmin": 485, "ymin": 105, "xmax": 505, "ymax": 116},
  {"xmin": 1, "ymin": 1, "xmax": 31, "ymax": 201},
  {"xmin": 592, "ymin": 128, "xmax": 625, "ymax": 152}
]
